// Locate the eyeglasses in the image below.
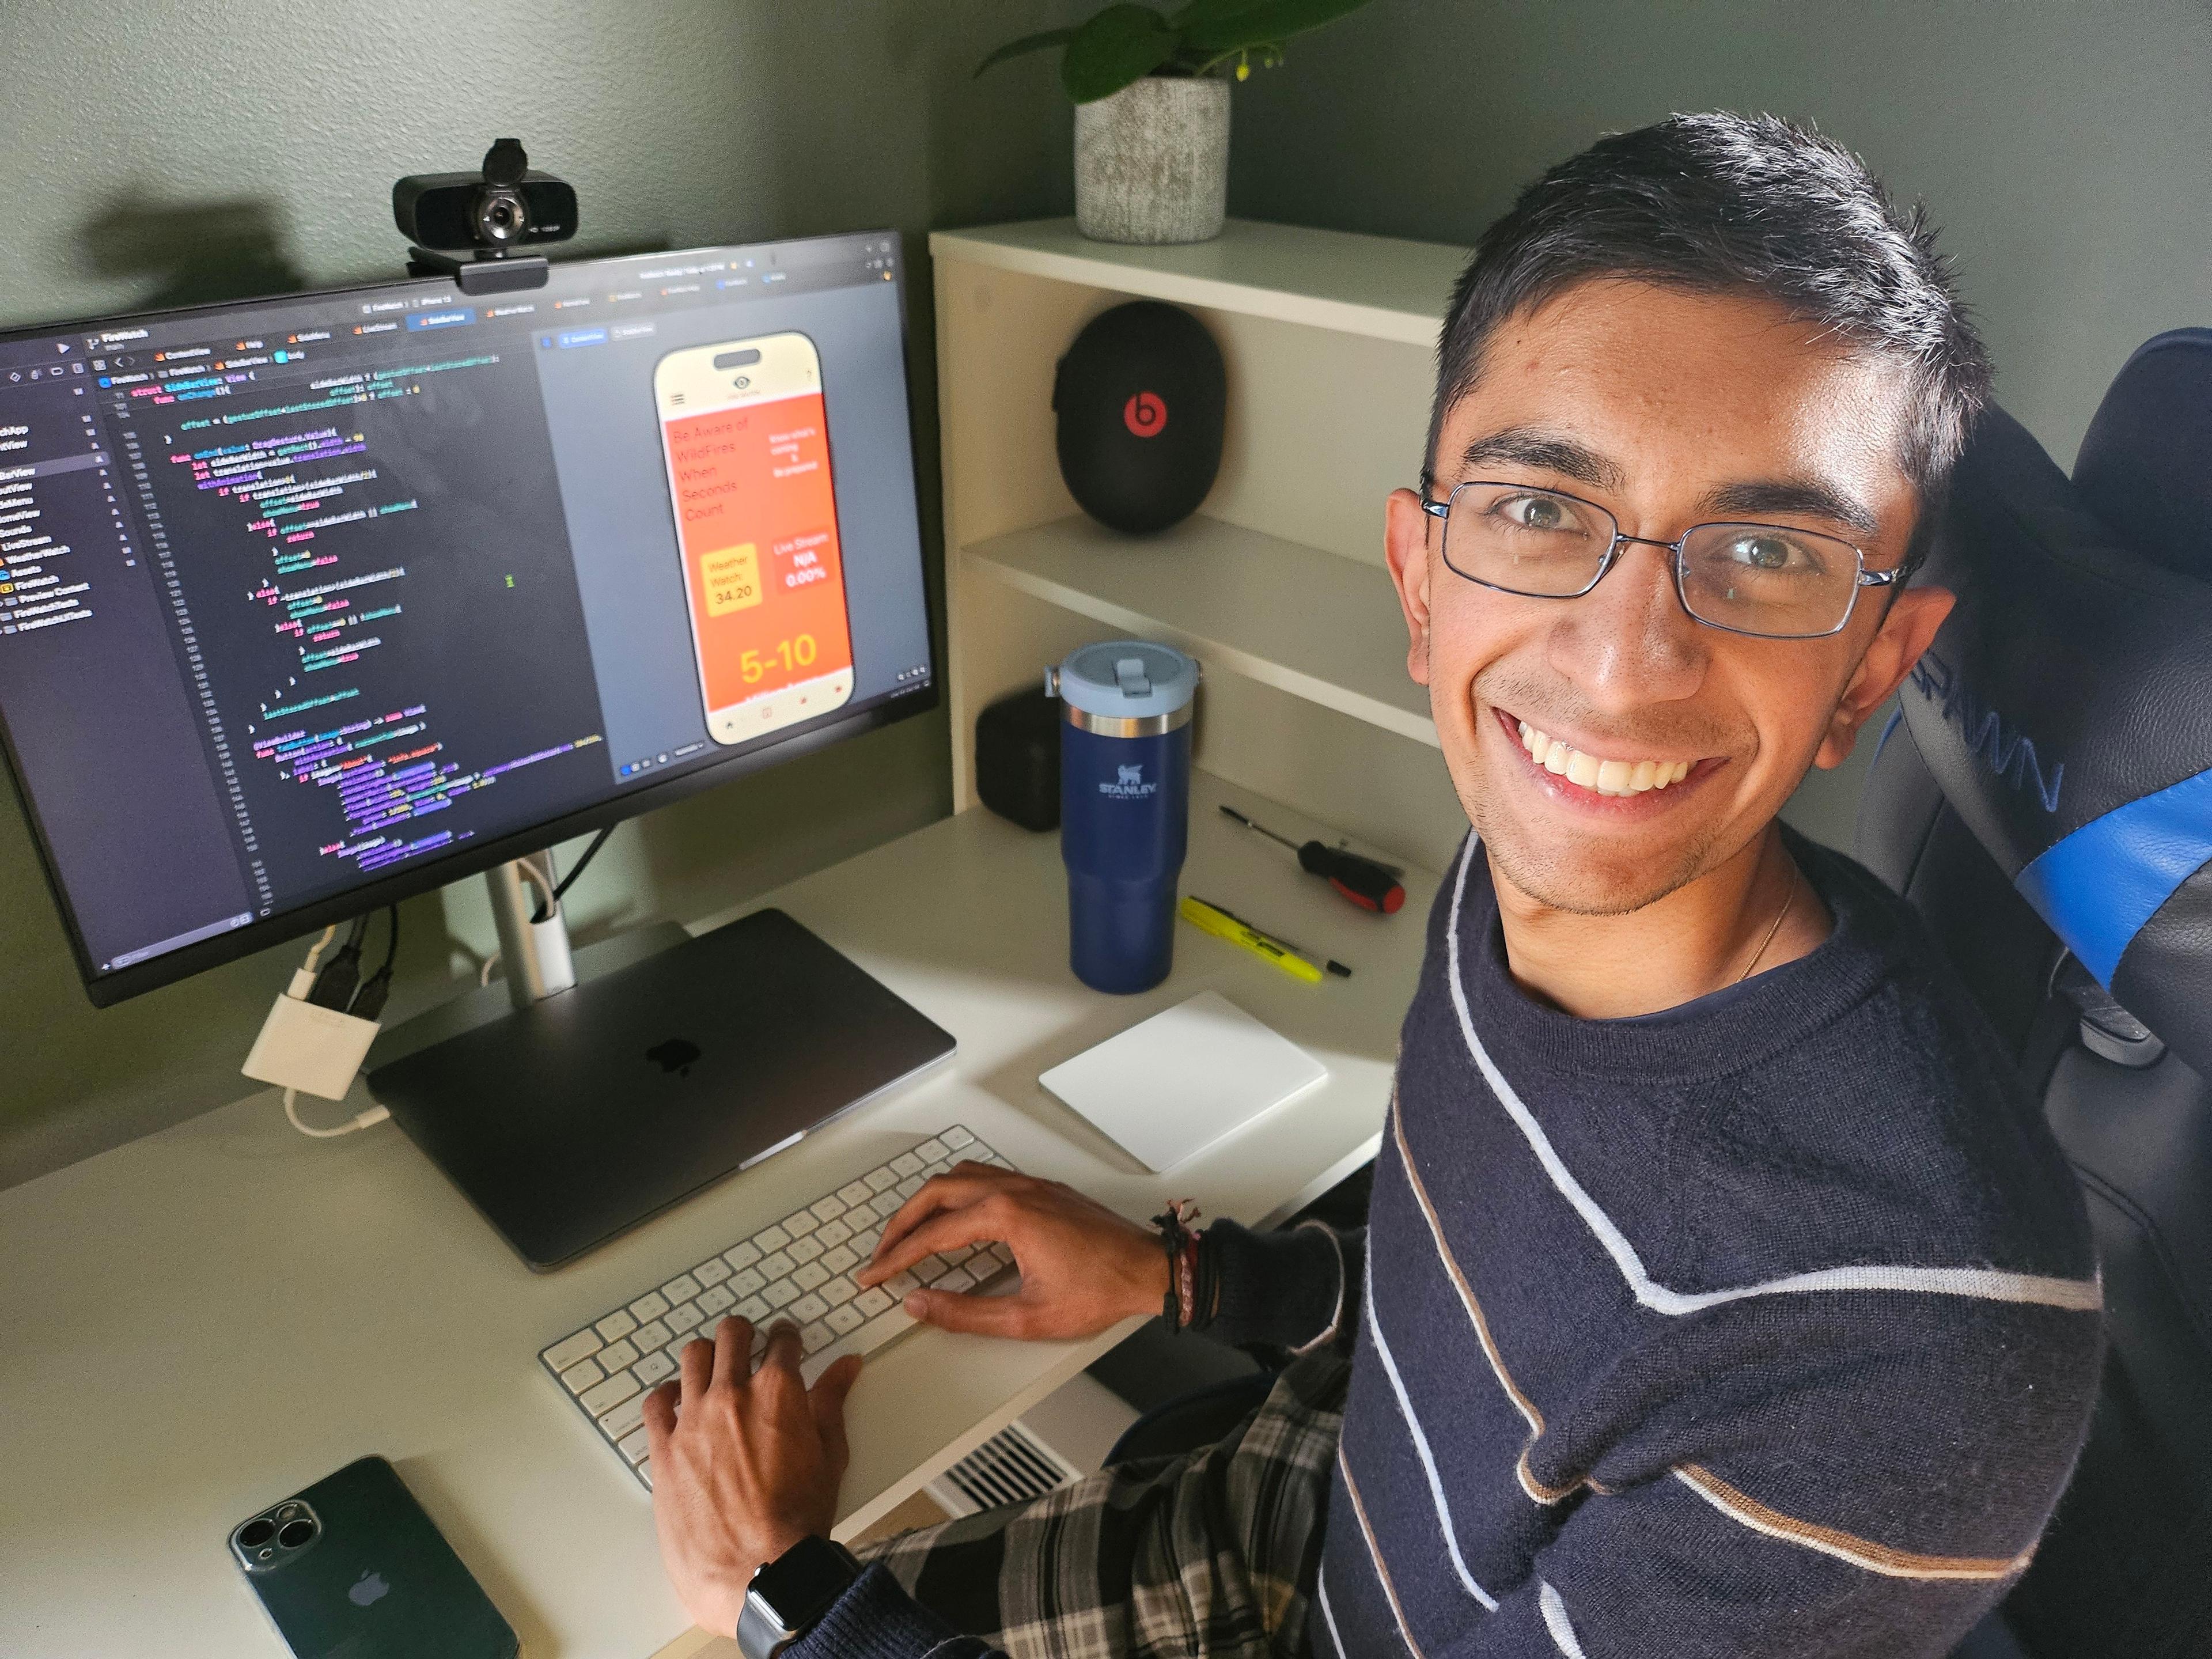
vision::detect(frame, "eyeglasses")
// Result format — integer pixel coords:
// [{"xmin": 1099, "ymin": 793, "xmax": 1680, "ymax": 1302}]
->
[{"xmin": 1417, "ymin": 476, "xmax": 1910, "ymax": 640}]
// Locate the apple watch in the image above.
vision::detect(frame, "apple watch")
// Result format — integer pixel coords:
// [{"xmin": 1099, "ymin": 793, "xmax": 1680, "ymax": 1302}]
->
[{"xmin": 735, "ymin": 1535, "xmax": 863, "ymax": 1658}]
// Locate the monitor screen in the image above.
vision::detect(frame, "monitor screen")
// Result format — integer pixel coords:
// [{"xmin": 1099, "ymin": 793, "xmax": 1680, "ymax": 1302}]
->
[{"xmin": 0, "ymin": 232, "xmax": 935, "ymax": 1004}]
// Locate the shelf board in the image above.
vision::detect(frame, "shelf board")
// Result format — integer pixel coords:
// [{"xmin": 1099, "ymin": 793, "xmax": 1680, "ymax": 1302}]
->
[
  {"xmin": 929, "ymin": 218, "xmax": 1468, "ymax": 346},
  {"xmin": 965, "ymin": 514, "xmax": 1437, "ymax": 748}
]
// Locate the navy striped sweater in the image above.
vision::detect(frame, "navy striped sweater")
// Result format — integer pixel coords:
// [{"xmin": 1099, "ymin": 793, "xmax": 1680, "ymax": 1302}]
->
[{"xmin": 805, "ymin": 830, "xmax": 2103, "ymax": 1656}]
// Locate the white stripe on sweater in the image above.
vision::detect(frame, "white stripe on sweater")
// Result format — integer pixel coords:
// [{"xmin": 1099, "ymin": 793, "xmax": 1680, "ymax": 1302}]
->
[
  {"xmin": 1316, "ymin": 1564, "xmax": 1352, "ymax": 1659},
  {"xmin": 1441, "ymin": 837, "xmax": 2103, "ymax": 1316},
  {"xmin": 1362, "ymin": 1248, "xmax": 1501, "ymax": 1609},
  {"xmin": 1540, "ymin": 1582, "xmax": 1591, "ymax": 1657}
]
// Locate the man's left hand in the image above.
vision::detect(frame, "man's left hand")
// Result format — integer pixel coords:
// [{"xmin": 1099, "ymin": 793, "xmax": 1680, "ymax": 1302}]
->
[{"xmin": 642, "ymin": 1316, "xmax": 864, "ymax": 1638}]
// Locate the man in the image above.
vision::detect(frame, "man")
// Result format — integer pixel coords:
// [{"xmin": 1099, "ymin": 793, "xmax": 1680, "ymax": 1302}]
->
[{"xmin": 643, "ymin": 113, "xmax": 2104, "ymax": 1657}]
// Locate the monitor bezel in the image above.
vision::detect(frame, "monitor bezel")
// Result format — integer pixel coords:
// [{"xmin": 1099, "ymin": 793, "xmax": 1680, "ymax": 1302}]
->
[{"xmin": 0, "ymin": 232, "xmax": 941, "ymax": 1008}]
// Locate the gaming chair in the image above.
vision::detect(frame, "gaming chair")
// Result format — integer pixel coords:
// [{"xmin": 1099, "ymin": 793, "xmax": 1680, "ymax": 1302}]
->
[{"xmin": 1858, "ymin": 330, "xmax": 2212, "ymax": 1658}]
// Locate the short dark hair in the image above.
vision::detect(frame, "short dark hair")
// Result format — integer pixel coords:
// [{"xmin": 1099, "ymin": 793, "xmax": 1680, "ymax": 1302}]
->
[{"xmin": 1427, "ymin": 112, "xmax": 1991, "ymax": 512}]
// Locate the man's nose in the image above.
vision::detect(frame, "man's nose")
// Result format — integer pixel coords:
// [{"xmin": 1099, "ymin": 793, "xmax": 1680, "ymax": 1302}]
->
[{"xmin": 1544, "ymin": 539, "xmax": 1705, "ymax": 709}]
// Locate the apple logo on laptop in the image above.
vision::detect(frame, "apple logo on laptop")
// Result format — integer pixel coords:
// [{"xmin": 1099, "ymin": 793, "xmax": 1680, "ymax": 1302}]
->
[
  {"xmin": 349, "ymin": 1569, "xmax": 389, "ymax": 1608},
  {"xmin": 646, "ymin": 1037, "xmax": 702, "ymax": 1077}
]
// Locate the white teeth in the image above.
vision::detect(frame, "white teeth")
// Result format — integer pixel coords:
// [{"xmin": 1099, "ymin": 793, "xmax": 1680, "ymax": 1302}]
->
[{"xmin": 1513, "ymin": 721, "xmax": 1696, "ymax": 796}]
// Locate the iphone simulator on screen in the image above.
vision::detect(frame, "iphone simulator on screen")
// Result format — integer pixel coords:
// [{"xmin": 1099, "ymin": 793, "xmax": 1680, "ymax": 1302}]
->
[{"xmin": 655, "ymin": 332, "xmax": 855, "ymax": 745}]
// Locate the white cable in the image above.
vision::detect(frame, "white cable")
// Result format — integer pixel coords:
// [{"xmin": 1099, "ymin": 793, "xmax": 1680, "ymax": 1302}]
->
[
  {"xmin": 277, "ymin": 925, "xmax": 389, "ymax": 1138},
  {"xmin": 282, "ymin": 1087, "xmax": 390, "ymax": 1139},
  {"xmin": 479, "ymin": 950, "xmax": 500, "ymax": 987}
]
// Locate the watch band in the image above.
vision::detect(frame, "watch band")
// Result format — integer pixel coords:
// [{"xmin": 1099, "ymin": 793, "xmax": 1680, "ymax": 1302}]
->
[{"xmin": 735, "ymin": 1536, "xmax": 862, "ymax": 1659}]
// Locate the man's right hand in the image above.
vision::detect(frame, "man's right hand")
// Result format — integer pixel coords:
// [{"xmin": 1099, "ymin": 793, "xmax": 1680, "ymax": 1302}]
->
[{"xmin": 855, "ymin": 1163, "xmax": 1170, "ymax": 1341}]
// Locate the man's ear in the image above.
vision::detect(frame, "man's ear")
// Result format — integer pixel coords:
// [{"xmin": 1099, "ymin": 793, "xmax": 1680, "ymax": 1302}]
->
[
  {"xmin": 1385, "ymin": 487, "xmax": 1434, "ymax": 687},
  {"xmin": 1813, "ymin": 585, "xmax": 1955, "ymax": 770}
]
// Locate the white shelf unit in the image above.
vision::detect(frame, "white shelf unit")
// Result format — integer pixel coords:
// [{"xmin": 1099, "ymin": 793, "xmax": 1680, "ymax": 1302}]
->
[{"xmin": 930, "ymin": 217, "xmax": 1476, "ymax": 876}]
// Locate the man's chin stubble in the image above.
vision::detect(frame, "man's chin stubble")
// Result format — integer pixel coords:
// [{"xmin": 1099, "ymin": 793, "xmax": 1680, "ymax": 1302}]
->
[{"xmin": 1472, "ymin": 795, "xmax": 1721, "ymax": 918}]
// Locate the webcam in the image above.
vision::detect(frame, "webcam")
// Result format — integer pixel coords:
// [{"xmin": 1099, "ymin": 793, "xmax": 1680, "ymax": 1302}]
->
[{"xmin": 393, "ymin": 139, "xmax": 577, "ymax": 294}]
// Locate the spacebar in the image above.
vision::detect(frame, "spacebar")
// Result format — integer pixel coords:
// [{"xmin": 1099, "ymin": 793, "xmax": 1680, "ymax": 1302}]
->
[{"xmin": 800, "ymin": 1306, "xmax": 918, "ymax": 1386}]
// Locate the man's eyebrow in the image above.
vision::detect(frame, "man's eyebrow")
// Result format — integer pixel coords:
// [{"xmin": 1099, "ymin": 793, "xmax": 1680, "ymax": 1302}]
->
[
  {"xmin": 1702, "ymin": 478, "xmax": 1881, "ymax": 539},
  {"xmin": 1456, "ymin": 427, "xmax": 1625, "ymax": 491}
]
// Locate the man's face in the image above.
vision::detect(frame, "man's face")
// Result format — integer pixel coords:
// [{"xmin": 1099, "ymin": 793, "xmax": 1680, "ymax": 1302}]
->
[{"xmin": 1384, "ymin": 278, "xmax": 1950, "ymax": 915}]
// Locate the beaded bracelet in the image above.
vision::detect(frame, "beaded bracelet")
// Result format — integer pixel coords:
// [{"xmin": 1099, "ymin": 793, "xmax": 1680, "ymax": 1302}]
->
[{"xmin": 1153, "ymin": 1199, "xmax": 1201, "ymax": 1333}]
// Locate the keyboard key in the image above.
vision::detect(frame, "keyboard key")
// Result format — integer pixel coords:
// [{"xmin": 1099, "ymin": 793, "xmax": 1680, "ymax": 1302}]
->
[
  {"xmin": 730, "ymin": 1267, "xmax": 767, "ymax": 1297},
  {"xmin": 560, "ymin": 1357, "xmax": 605, "ymax": 1395},
  {"xmin": 666, "ymin": 1301, "xmax": 703, "ymax": 1334},
  {"xmin": 916, "ymin": 1137, "xmax": 948, "ymax": 1161},
  {"xmin": 764, "ymin": 1280, "xmax": 801, "ymax": 1309},
  {"xmin": 866, "ymin": 1166, "xmax": 900, "ymax": 1192},
  {"xmin": 800, "ymin": 1320, "xmax": 835, "ymax": 1353},
  {"xmin": 942, "ymin": 1126, "xmax": 975, "ymax": 1150},
  {"xmin": 736, "ymin": 1296, "xmax": 771, "ymax": 1323},
  {"xmin": 851, "ymin": 1224, "xmax": 883, "ymax": 1256},
  {"xmin": 627, "ymin": 1290, "xmax": 669, "ymax": 1324},
  {"xmin": 856, "ymin": 1286, "xmax": 895, "ymax": 1317},
  {"xmin": 601, "ymin": 1392, "xmax": 648, "ymax": 1441},
  {"xmin": 724, "ymin": 1241, "xmax": 763, "ymax": 1272},
  {"xmin": 870, "ymin": 1191, "xmax": 903, "ymax": 1219},
  {"xmin": 788, "ymin": 1235, "xmax": 824, "ymax": 1265},
  {"xmin": 896, "ymin": 1175, "xmax": 925, "ymax": 1199},
  {"xmin": 935, "ymin": 1266, "xmax": 977, "ymax": 1295},
  {"xmin": 698, "ymin": 1284, "xmax": 736, "ymax": 1318},
  {"xmin": 783, "ymin": 1209, "xmax": 820, "ymax": 1238},
  {"xmin": 759, "ymin": 1250, "xmax": 796, "ymax": 1280},
  {"xmin": 821, "ymin": 1275, "xmax": 857, "ymax": 1308},
  {"xmin": 634, "ymin": 1318, "xmax": 672, "ymax": 1351},
  {"xmin": 632, "ymin": 1351, "xmax": 676, "ymax": 1388},
  {"xmin": 821, "ymin": 1243, "xmax": 858, "ymax": 1276},
  {"xmin": 598, "ymin": 1338, "xmax": 639, "ymax": 1372},
  {"xmin": 693, "ymin": 1257, "xmax": 732, "ymax": 1287},
  {"xmin": 595, "ymin": 1309, "xmax": 638, "ymax": 1343},
  {"xmin": 790, "ymin": 1293, "xmax": 831, "ymax": 1325},
  {"xmin": 912, "ymin": 1257, "xmax": 948, "ymax": 1284},
  {"xmin": 618, "ymin": 1427, "xmax": 652, "ymax": 1466},
  {"xmin": 638, "ymin": 1460, "xmax": 652, "ymax": 1490},
  {"xmin": 836, "ymin": 1181, "xmax": 873, "ymax": 1207},
  {"xmin": 887, "ymin": 1270, "xmax": 920, "ymax": 1297},
  {"xmin": 753, "ymin": 1224, "xmax": 790, "ymax": 1253},
  {"xmin": 816, "ymin": 1218, "xmax": 853, "ymax": 1247},
  {"xmin": 827, "ymin": 1302, "xmax": 866, "ymax": 1335},
  {"xmin": 799, "ymin": 1305, "xmax": 916, "ymax": 1387},
  {"xmin": 811, "ymin": 1195, "xmax": 846, "ymax": 1222},
  {"xmin": 891, "ymin": 1152, "xmax": 925, "ymax": 1178},
  {"xmin": 544, "ymin": 1328, "xmax": 603, "ymax": 1372},
  {"xmin": 925, "ymin": 1161, "xmax": 952, "ymax": 1180},
  {"xmin": 989, "ymin": 1242, "xmax": 1016, "ymax": 1267},
  {"xmin": 581, "ymin": 1372, "xmax": 641, "ymax": 1418},
  {"xmin": 792, "ymin": 1260, "xmax": 830, "ymax": 1292},
  {"xmin": 661, "ymin": 1273, "xmax": 702, "ymax": 1305}
]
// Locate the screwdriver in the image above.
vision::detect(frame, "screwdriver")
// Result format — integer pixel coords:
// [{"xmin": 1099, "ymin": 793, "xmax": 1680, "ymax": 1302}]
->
[{"xmin": 1219, "ymin": 805, "xmax": 1406, "ymax": 914}]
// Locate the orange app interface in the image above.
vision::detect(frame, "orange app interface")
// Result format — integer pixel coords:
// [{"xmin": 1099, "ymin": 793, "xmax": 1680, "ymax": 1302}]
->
[{"xmin": 657, "ymin": 334, "xmax": 854, "ymax": 742}]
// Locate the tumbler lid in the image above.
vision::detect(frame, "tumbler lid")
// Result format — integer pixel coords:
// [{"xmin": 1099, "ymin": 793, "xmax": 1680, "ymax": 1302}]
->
[{"xmin": 1048, "ymin": 640, "xmax": 1199, "ymax": 719}]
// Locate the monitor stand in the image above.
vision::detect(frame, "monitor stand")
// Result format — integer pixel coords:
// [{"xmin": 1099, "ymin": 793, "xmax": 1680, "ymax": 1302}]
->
[{"xmin": 364, "ymin": 850, "xmax": 957, "ymax": 1272}]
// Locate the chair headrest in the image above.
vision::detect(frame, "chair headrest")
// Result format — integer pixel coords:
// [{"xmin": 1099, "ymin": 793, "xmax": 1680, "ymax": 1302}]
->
[
  {"xmin": 1902, "ymin": 393, "xmax": 2212, "ymax": 1074},
  {"xmin": 2073, "ymin": 329, "xmax": 2212, "ymax": 581}
]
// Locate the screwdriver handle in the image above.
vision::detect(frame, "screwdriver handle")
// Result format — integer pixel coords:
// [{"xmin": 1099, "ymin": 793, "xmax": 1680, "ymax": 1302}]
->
[{"xmin": 1297, "ymin": 841, "xmax": 1406, "ymax": 914}]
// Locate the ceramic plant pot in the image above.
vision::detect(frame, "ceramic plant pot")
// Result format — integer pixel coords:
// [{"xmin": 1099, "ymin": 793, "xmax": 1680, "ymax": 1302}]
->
[{"xmin": 1074, "ymin": 75, "xmax": 1230, "ymax": 245}]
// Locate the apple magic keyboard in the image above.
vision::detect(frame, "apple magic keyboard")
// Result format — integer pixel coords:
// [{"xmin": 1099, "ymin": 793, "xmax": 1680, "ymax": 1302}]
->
[{"xmin": 539, "ymin": 1124, "xmax": 1017, "ymax": 1488}]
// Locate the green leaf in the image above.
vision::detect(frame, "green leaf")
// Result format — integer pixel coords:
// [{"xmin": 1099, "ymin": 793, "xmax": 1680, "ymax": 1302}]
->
[
  {"xmin": 1061, "ymin": 5, "xmax": 1181, "ymax": 102},
  {"xmin": 974, "ymin": 27, "xmax": 1078, "ymax": 79},
  {"xmin": 1177, "ymin": 0, "xmax": 1373, "ymax": 54}
]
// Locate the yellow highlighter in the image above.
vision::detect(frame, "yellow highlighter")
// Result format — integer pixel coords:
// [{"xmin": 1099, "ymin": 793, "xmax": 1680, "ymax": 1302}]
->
[{"xmin": 1179, "ymin": 895, "xmax": 1327, "ymax": 984}]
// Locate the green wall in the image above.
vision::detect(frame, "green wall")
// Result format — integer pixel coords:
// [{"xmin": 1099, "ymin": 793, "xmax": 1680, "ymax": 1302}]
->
[
  {"xmin": 1229, "ymin": 0, "xmax": 2212, "ymax": 471},
  {"xmin": 0, "ymin": 0, "xmax": 1083, "ymax": 1184}
]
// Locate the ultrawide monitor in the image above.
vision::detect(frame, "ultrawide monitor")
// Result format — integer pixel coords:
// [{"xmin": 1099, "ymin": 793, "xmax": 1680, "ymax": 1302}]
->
[{"xmin": 0, "ymin": 232, "xmax": 935, "ymax": 1005}]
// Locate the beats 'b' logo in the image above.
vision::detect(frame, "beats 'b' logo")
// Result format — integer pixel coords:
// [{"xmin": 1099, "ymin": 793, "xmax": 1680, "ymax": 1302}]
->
[{"xmin": 1122, "ymin": 391, "xmax": 1167, "ymax": 438}]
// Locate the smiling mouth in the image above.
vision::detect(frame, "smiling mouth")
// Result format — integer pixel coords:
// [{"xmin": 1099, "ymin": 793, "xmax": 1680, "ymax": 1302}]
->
[{"xmin": 1498, "ymin": 709, "xmax": 1717, "ymax": 800}]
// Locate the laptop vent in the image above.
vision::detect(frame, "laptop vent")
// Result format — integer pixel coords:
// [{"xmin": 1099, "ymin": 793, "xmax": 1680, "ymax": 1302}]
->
[{"xmin": 924, "ymin": 1422, "xmax": 1081, "ymax": 1517}]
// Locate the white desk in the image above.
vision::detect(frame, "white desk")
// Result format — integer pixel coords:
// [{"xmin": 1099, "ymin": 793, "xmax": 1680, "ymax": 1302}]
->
[{"xmin": 0, "ymin": 770, "xmax": 1434, "ymax": 1658}]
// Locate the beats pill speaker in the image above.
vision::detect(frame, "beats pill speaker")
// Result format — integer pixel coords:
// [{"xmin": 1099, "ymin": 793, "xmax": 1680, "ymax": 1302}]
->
[{"xmin": 1053, "ymin": 301, "xmax": 1225, "ymax": 534}]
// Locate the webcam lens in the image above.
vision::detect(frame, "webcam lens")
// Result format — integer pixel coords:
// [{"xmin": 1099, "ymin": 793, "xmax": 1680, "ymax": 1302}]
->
[
  {"xmin": 278, "ymin": 1519, "xmax": 317, "ymax": 1548},
  {"xmin": 238, "ymin": 1518, "xmax": 275, "ymax": 1548}
]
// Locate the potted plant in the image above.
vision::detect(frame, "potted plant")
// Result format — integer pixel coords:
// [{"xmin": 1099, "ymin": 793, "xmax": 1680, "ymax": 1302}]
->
[{"xmin": 979, "ymin": 1, "xmax": 1376, "ymax": 245}]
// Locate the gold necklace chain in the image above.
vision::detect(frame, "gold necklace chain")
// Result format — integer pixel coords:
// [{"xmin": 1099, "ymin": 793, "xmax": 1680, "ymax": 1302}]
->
[{"xmin": 1734, "ymin": 865, "xmax": 1800, "ymax": 986}]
